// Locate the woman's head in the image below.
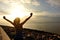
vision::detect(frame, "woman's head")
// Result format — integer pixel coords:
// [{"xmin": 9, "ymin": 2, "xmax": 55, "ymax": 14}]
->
[{"xmin": 14, "ymin": 17, "xmax": 20, "ymax": 24}]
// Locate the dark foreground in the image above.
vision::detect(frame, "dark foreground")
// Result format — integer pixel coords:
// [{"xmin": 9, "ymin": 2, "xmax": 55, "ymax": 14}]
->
[{"xmin": 0, "ymin": 25, "xmax": 60, "ymax": 40}]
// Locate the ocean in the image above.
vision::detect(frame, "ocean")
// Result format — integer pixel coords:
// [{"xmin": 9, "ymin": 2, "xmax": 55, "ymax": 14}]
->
[
  {"xmin": 24, "ymin": 16, "xmax": 60, "ymax": 34},
  {"xmin": 0, "ymin": 16, "xmax": 60, "ymax": 34}
]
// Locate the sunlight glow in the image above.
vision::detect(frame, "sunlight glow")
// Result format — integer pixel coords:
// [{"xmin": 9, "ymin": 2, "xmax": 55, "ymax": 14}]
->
[{"xmin": 8, "ymin": 2, "xmax": 30, "ymax": 19}]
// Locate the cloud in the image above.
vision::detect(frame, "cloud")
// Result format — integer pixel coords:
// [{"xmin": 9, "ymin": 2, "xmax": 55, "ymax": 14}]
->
[
  {"xmin": 0, "ymin": 0, "xmax": 11, "ymax": 4},
  {"xmin": 20, "ymin": 0, "xmax": 40, "ymax": 6},
  {"xmin": 0, "ymin": 0, "xmax": 20, "ymax": 15},
  {"xmin": 35, "ymin": 11, "xmax": 60, "ymax": 17},
  {"xmin": 20, "ymin": 0, "xmax": 31, "ymax": 4},
  {"xmin": 0, "ymin": 1, "xmax": 10, "ymax": 15},
  {"xmin": 46, "ymin": 0, "xmax": 60, "ymax": 7},
  {"xmin": 0, "ymin": 2, "xmax": 9, "ymax": 10},
  {"xmin": 0, "ymin": 10, "xmax": 9, "ymax": 15},
  {"xmin": 31, "ymin": 0, "xmax": 40, "ymax": 6}
]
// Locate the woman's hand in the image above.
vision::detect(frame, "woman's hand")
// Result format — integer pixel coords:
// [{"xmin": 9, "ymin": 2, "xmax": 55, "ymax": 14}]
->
[
  {"xmin": 30, "ymin": 13, "xmax": 33, "ymax": 16},
  {"xmin": 3, "ymin": 16, "xmax": 6, "ymax": 19}
]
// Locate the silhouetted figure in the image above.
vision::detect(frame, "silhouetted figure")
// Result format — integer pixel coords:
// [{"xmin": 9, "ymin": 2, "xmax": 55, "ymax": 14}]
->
[{"xmin": 3, "ymin": 13, "xmax": 33, "ymax": 40}]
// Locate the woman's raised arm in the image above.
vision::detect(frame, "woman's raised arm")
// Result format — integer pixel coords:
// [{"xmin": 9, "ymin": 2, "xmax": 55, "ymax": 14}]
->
[
  {"xmin": 21, "ymin": 13, "xmax": 33, "ymax": 25},
  {"xmin": 3, "ymin": 16, "xmax": 13, "ymax": 25}
]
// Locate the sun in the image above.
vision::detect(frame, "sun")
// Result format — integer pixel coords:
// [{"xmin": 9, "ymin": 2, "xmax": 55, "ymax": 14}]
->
[{"xmin": 8, "ymin": 2, "xmax": 30, "ymax": 20}]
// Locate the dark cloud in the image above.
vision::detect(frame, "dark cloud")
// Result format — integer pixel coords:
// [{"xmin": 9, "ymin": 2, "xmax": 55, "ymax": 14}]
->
[{"xmin": 46, "ymin": 0, "xmax": 60, "ymax": 7}]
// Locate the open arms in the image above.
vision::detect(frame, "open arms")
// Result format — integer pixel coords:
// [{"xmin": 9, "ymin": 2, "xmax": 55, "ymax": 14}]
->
[
  {"xmin": 3, "ymin": 13, "xmax": 33, "ymax": 25},
  {"xmin": 3, "ymin": 16, "xmax": 13, "ymax": 25},
  {"xmin": 21, "ymin": 13, "xmax": 33, "ymax": 25}
]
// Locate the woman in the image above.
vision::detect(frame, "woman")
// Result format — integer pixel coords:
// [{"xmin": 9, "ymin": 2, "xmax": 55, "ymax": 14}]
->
[{"xmin": 3, "ymin": 13, "xmax": 33, "ymax": 40}]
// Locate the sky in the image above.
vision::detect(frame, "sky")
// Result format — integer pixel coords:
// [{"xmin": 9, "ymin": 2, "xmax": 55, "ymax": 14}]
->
[
  {"xmin": 0, "ymin": 0, "xmax": 60, "ymax": 17},
  {"xmin": 0, "ymin": 0, "xmax": 60, "ymax": 34}
]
